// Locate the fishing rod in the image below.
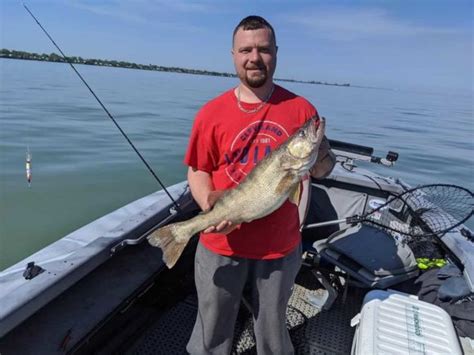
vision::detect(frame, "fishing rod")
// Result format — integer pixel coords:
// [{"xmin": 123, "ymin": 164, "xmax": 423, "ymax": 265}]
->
[{"xmin": 22, "ymin": 2, "xmax": 181, "ymax": 212}]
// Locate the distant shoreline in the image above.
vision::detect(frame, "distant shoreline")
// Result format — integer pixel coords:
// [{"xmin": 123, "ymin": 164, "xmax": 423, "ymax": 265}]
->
[{"xmin": 1, "ymin": 48, "xmax": 351, "ymax": 88}]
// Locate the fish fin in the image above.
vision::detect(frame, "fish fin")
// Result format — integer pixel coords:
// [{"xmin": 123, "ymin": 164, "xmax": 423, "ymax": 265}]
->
[
  {"xmin": 275, "ymin": 174, "xmax": 295, "ymax": 195},
  {"xmin": 289, "ymin": 183, "xmax": 301, "ymax": 206},
  {"xmin": 147, "ymin": 223, "xmax": 192, "ymax": 268}
]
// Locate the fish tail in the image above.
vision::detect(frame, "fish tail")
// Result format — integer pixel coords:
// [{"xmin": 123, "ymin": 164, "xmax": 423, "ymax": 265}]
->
[{"xmin": 147, "ymin": 222, "xmax": 193, "ymax": 268}]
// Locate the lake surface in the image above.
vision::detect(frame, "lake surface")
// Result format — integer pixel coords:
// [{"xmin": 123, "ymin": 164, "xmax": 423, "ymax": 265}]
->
[{"xmin": 1, "ymin": 59, "xmax": 473, "ymax": 270}]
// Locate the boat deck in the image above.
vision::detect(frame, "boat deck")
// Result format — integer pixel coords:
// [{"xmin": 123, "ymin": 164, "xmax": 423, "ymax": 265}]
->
[
  {"xmin": 2, "ymin": 237, "xmax": 472, "ymax": 354},
  {"xmin": 127, "ymin": 266, "xmax": 365, "ymax": 355}
]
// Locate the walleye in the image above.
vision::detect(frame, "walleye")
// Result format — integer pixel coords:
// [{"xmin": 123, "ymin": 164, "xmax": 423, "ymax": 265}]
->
[{"xmin": 148, "ymin": 117, "xmax": 325, "ymax": 268}]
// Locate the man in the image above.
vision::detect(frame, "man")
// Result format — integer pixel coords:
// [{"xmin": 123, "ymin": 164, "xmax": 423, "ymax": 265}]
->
[{"xmin": 184, "ymin": 16, "xmax": 335, "ymax": 354}]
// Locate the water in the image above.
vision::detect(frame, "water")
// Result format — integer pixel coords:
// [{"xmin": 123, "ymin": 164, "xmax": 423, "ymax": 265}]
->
[{"xmin": 1, "ymin": 59, "xmax": 473, "ymax": 271}]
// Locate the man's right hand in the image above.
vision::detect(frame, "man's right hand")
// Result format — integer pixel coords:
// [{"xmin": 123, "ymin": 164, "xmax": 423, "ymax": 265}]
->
[
  {"xmin": 203, "ymin": 190, "xmax": 225, "ymax": 212},
  {"xmin": 188, "ymin": 167, "xmax": 241, "ymax": 235},
  {"xmin": 203, "ymin": 220, "xmax": 240, "ymax": 234},
  {"xmin": 202, "ymin": 190, "xmax": 241, "ymax": 234}
]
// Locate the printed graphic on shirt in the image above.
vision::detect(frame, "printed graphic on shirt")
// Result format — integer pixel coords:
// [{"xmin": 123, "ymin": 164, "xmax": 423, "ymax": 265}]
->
[{"xmin": 224, "ymin": 120, "xmax": 289, "ymax": 184}]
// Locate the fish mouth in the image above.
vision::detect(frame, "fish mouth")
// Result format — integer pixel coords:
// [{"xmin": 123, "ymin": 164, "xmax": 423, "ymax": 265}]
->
[
  {"xmin": 308, "ymin": 118, "xmax": 320, "ymax": 143},
  {"xmin": 285, "ymin": 117, "xmax": 320, "ymax": 161}
]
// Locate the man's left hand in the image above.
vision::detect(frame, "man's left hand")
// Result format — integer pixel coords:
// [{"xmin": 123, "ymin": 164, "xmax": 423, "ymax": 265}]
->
[{"xmin": 310, "ymin": 135, "xmax": 336, "ymax": 179}]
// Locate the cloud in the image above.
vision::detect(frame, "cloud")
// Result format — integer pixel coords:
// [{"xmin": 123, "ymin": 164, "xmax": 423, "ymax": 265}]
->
[{"xmin": 282, "ymin": 7, "xmax": 462, "ymax": 40}]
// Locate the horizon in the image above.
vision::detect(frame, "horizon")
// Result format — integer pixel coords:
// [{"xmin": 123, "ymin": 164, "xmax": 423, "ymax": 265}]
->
[
  {"xmin": 1, "ymin": 0, "xmax": 473, "ymax": 93},
  {"xmin": 0, "ymin": 48, "xmax": 354, "ymax": 87}
]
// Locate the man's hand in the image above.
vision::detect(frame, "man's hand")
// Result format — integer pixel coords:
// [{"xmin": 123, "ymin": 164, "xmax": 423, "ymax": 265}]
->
[
  {"xmin": 202, "ymin": 190, "xmax": 241, "ymax": 234},
  {"xmin": 203, "ymin": 190, "xmax": 225, "ymax": 212},
  {"xmin": 310, "ymin": 135, "xmax": 336, "ymax": 179},
  {"xmin": 187, "ymin": 167, "xmax": 241, "ymax": 235},
  {"xmin": 203, "ymin": 220, "xmax": 240, "ymax": 234}
]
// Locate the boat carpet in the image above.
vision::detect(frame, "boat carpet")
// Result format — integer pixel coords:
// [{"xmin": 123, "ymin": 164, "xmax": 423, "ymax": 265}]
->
[{"xmin": 127, "ymin": 267, "xmax": 365, "ymax": 355}]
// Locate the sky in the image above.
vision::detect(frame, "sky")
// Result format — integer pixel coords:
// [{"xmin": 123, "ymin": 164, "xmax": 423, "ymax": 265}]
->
[{"xmin": 0, "ymin": 0, "xmax": 472, "ymax": 92}]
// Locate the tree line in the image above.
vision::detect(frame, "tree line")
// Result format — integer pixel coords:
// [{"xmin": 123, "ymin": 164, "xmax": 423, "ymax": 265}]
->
[{"xmin": 0, "ymin": 48, "xmax": 350, "ymax": 87}]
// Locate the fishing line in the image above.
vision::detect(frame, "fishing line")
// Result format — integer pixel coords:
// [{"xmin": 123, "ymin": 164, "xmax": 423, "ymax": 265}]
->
[{"xmin": 22, "ymin": 3, "xmax": 180, "ymax": 211}]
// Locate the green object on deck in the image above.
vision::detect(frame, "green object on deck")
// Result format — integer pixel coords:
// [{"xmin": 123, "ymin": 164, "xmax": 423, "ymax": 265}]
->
[{"xmin": 416, "ymin": 257, "xmax": 447, "ymax": 270}]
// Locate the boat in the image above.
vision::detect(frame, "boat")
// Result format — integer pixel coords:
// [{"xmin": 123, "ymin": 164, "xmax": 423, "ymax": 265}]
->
[{"xmin": 1, "ymin": 139, "xmax": 473, "ymax": 354}]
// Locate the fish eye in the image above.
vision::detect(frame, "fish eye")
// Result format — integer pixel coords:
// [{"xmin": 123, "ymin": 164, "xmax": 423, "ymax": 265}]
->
[{"xmin": 298, "ymin": 130, "xmax": 306, "ymax": 137}]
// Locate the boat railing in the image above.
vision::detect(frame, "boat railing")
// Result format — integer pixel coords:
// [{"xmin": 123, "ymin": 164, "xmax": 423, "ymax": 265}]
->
[
  {"xmin": 329, "ymin": 139, "xmax": 399, "ymax": 167},
  {"xmin": 110, "ymin": 206, "xmax": 179, "ymax": 254}
]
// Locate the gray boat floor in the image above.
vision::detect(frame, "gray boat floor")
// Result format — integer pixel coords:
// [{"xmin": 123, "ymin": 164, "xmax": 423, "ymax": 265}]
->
[
  {"xmin": 127, "ymin": 267, "xmax": 365, "ymax": 355},
  {"xmin": 3, "ymin": 232, "xmax": 470, "ymax": 354}
]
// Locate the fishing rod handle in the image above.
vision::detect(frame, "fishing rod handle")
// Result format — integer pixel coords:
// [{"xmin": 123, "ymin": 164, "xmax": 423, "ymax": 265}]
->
[
  {"xmin": 304, "ymin": 215, "xmax": 364, "ymax": 230},
  {"xmin": 304, "ymin": 218, "xmax": 351, "ymax": 230}
]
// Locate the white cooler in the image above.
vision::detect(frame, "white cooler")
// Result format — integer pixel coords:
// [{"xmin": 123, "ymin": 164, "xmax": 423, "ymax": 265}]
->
[{"xmin": 351, "ymin": 290, "xmax": 462, "ymax": 355}]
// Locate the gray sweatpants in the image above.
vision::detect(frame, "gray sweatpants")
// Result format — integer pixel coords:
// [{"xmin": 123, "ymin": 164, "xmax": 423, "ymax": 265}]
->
[{"xmin": 186, "ymin": 242, "xmax": 302, "ymax": 355}]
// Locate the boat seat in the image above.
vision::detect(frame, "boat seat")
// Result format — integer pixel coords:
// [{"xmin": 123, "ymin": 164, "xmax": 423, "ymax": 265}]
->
[
  {"xmin": 300, "ymin": 182, "xmax": 419, "ymax": 309},
  {"xmin": 314, "ymin": 224, "xmax": 419, "ymax": 289}
]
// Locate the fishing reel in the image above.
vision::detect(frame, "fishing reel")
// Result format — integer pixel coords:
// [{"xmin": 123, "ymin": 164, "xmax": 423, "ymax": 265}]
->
[{"xmin": 371, "ymin": 151, "xmax": 399, "ymax": 166}]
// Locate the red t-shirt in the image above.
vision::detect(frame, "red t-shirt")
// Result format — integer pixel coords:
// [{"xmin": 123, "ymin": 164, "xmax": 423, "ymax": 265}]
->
[{"xmin": 184, "ymin": 85, "xmax": 318, "ymax": 259}]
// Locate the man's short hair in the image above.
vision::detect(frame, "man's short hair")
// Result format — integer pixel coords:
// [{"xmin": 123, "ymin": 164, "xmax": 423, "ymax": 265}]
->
[{"xmin": 232, "ymin": 15, "xmax": 276, "ymax": 46}]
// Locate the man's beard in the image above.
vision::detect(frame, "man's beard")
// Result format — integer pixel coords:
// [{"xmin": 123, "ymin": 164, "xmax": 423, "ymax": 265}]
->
[
  {"xmin": 240, "ymin": 66, "xmax": 268, "ymax": 88},
  {"xmin": 245, "ymin": 70, "xmax": 267, "ymax": 88}
]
